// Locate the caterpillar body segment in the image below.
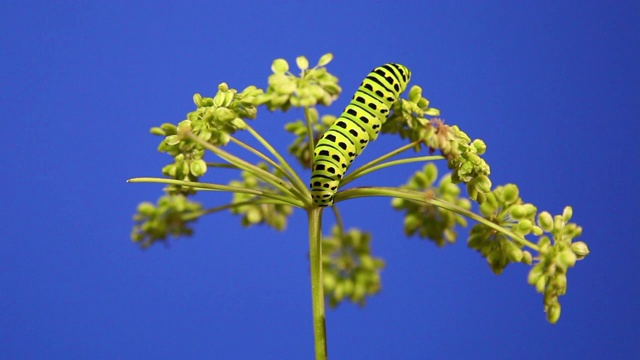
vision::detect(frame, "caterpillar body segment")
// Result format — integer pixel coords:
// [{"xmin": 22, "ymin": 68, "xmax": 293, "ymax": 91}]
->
[{"xmin": 310, "ymin": 63, "xmax": 411, "ymax": 206}]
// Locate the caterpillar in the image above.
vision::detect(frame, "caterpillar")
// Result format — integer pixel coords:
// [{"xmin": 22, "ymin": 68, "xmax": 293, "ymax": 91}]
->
[{"xmin": 310, "ymin": 63, "xmax": 411, "ymax": 207}]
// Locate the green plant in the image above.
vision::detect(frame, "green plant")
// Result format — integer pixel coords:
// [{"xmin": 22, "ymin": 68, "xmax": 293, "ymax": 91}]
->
[{"xmin": 129, "ymin": 54, "xmax": 590, "ymax": 359}]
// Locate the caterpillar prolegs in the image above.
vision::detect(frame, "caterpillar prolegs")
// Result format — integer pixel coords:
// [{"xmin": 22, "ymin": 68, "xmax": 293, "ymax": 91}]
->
[{"xmin": 310, "ymin": 63, "xmax": 411, "ymax": 206}]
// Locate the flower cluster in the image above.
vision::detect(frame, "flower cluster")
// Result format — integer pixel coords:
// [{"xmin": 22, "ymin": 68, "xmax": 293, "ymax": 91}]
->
[
  {"xmin": 392, "ymin": 163, "xmax": 471, "ymax": 246},
  {"xmin": 446, "ymin": 126, "xmax": 491, "ymax": 203},
  {"xmin": 382, "ymin": 85, "xmax": 441, "ymax": 149},
  {"xmin": 322, "ymin": 226, "xmax": 385, "ymax": 308},
  {"xmin": 149, "ymin": 84, "xmax": 263, "ymax": 194},
  {"xmin": 527, "ymin": 207, "xmax": 589, "ymax": 323},
  {"xmin": 259, "ymin": 54, "xmax": 341, "ymax": 111},
  {"xmin": 470, "ymin": 184, "xmax": 540, "ymax": 274},
  {"xmin": 470, "ymin": 184, "xmax": 589, "ymax": 323},
  {"xmin": 130, "ymin": 194, "xmax": 202, "ymax": 248}
]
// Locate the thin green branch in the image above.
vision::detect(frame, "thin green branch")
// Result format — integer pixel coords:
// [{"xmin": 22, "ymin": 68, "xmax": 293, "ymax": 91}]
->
[
  {"xmin": 204, "ymin": 162, "xmax": 240, "ymax": 169},
  {"xmin": 182, "ymin": 198, "xmax": 288, "ymax": 221},
  {"xmin": 187, "ymin": 133, "xmax": 304, "ymax": 204},
  {"xmin": 330, "ymin": 205, "xmax": 344, "ymax": 237},
  {"xmin": 341, "ymin": 140, "xmax": 426, "ymax": 186},
  {"xmin": 228, "ymin": 135, "xmax": 308, "ymax": 200},
  {"xmin": 340, "ymin": 155, "xmax": 445, "ymax": 188},
  {"xmin": 304, "ymin": 107, "xmax": 317, "ymax": 164},
  {"xmin": 237, "ymin": 124, "xmax": 311, "ymax": 200},
  {"xmin": 127, "ymin": 177, "xmax": 305, "ymax": 208},
  {"xmin": 334, "ymin": 186, "xmax": 539, "ymax": 250}
]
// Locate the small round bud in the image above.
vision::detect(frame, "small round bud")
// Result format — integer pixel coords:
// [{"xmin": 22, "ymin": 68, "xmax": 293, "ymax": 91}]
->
[
  {"xmin": 317, "ymin": 53, "xmax": 333, "ymax": 67},
  {"xmin": 296, "ymin": 56, "xmax": 309, "ymax": 71},
  {"xmin": 246, "ymin": 207, "xmax": 262, "ymax": 224},
  {"xmin": 522, "ymin": 203, "xmax": 538, "ymax": 217},
  {"xmin": 559, "ymin": 249, "xmax": 577, "ymax": 269},
  {"xmin": 164, "ymin": 135, "xmax": 180, "ymax": 146},
  {"xmin": 571, "ymin": 241, "xmax": 590, "ymax": 259},
  {"xmin": 475, "ymin": 175, "xmax": 492, "ymax": 193},
  {"xmin": 507, "ymin": 244, "xmax": 524, "ymax": 263},
  {"xmin": 472, "ymin": 139, "xmax": 487, "ymax": 154},
  {"xmin": 510, "ymin": 205, "xmax": 527, "ymax": 220},
  {"xmin": 271, "ymin": 58, "xmax": 289, "ymax": 74},
  {"xmin": 554, "ymin": 274, "xmax": 568, "ymax": 295},
  {"xmin": 137, "ymin": 202, "xmax": 156, "ymax": 215},
  {"xmin": 562, "ymin": 206, "xmax": 573, "ymax": 222},
  {"xmin": 409, "ymin": 85, "xmax": 423, "ymax": 103},
  {"xmin": 323, "ymin": 272, "xmax": 337, "ymax": 290},
  {"xmin": 528, "ymin": 265, "xmax": 544, "ymax": 285},
  {"xmin": 149, "ymin": 127, "xmax": 165, "ymax": 136},
  {"xmin": 546, "ymin": 303, "xmax": 561, "ymax": 324},
  {"xmin": 501, "ymin": 184, "xmax": 519, "ymax": 205},
  {"xmin": 554, "ymin": 215, "xmax": 565, "ymax": 231},
  {"xmin": 538, "ymin": 211, "xmax": 554, "ymax": 232},
  {"xmin": 424, "ymin": 163, "xmax": 438, "ymax": 184},
  {"xmin": 189, "ymin": 159, "xmax": 207, "ymax": 177},
  {"xmin": 536, "ymin": 275, "xmax": 547, "ymax": 293},
  {"xmin": 517, "ymin": 219, "xmax": 533, "ymax": 234},
  {"xmin": 193, "ymin": 93, "xmax": 204, "ymax": 107}
]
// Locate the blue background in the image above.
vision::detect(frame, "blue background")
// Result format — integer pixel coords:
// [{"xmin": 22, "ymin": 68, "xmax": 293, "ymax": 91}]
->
[{"xmin": 2, "ymin": 1, "xmax": 638, "ymax": 359}]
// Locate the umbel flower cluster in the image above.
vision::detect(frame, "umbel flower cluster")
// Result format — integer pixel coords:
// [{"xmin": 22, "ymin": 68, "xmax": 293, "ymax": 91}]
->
[{"xmin": 129, "ymin": 54, "xmax": 589, "ymax": 324}]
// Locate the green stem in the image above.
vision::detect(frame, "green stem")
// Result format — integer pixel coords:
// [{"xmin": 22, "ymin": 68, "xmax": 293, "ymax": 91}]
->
[
  {"xmin": 304, "ymin": 107, "xmax": 317, "ymax": 162},
  {"xmin": 339, "ymin": 155, "xmax": 444, "ymax": 188},
  {"xmin": 204, "ymin": 162, "xmax": 241, "ymax": 169},
  {"xmin": 334, "ymin": 186, "xmax": 539, "ymax": 250},
  {"xmin": 227, "ymin": 135, "xmax": 308, "ymax": 201},
  {"xmin": 182, "ymin": 198, "xmax": 283, "ymax": 221},
  {"xmin": 341, "ymin": 141, "xmax": 424, "ymax": 186},
  {"xmin": 308, "ymin": 207, "xmax": 328, "ymax": 360},
  {"xmin": 243, "ymin": 123, "xmax": 311, "ymax": 201},
  {"xmin": 330, "ymin": 205, "xmax": 344, "ymax": 237},
  {"xmin": 127, "ymin": 177, "xmax": 305, "ymax": 208},
  {"xmin": 187, "ymin": 133, "xmax": 302, "ymax": 203}
]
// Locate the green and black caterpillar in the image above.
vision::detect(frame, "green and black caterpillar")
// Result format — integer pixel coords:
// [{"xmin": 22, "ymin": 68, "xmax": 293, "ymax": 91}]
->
[{"xmin": 310, "ymin": 63, "xmax": 411, "ymax": 206}]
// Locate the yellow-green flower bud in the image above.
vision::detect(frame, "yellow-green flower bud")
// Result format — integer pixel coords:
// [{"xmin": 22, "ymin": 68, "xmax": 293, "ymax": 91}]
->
[
  {"xmin": 149, "ymin": 127, "xmax": 165, "ymax": 136},
  {"xmin": 546, "ymin": 302, "xmax": 561, "ymax": 324},
  {"xmin": 554, "ymin": 215, "xmax": 565, "ymax": 231},
  {"xmin": 164, "ymin": 135, "xmax": 180, "ymax": 146},
  {"xmin": 510, "ymin": 204, "xmax": 527, "ymax": 220},
  {"xmin": 189, "ymin": 159, "xmax": 207, "ymax": 177},
  {"xmin": 472, "ymin": 139, "xmax": 487, "ymax": 154},
  {"xmin": 507, "ymin": 243, "xmax": 524, "ymax": 262},
  {"xmin": 562, "ymin": 206, "xmax": 573, "ymax": 222},
  {"xmin": 559, "ymin": 249, "xmax": 577, "ymax": 269},
  {"xmin": 271, "ymin": 58, "xmax": 289, "ymax": 74},
  {"xmin": 137, "ymin": 202, "xmax": 156, "ymax": 215},
  {"xmin": 554, "ymin": 273, "xmax": 567, "ymax": 295},
  {"xmin": 571, "ymin": 241, "xmax": 590, "ymax": 259},
  {"xmin": 517, "ymin": 219, "xmax": 533, "ymax": 234},
  {"xmin": 538, "ymin": 211, "xmax": 554, "ymax": 232},
  {"xmin": 501, "ymin": 184, "xmax": 519, "ymax": 205},
  {"xmin": 536, "ymin": 275, "xmax": 547, "ymax": 293},
  {"xmin": 193, "ymin": 93, "xmax": 204, "ymax": 107},
  {"xmin": 323, "ymin": 272, "xmax": 337, "ymax": 290},
  {"xmin": 213, "ymin": 90, "xmax": 226, "ymax": 107},
  {"xmin": 317, "ymin": 53, "xmax": 333, "ymax": 67},
  {"xmin": 409, "ymin": 85, "xmax": 423, "ymax": 103},
  {"xmin": 246, "ymin": 207, "xmax": 262, "ymax": 224},
  {"xmin": 296, "ymin": 56, "xmax": 309, "ymax": 71}
]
